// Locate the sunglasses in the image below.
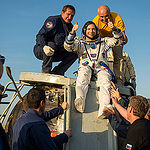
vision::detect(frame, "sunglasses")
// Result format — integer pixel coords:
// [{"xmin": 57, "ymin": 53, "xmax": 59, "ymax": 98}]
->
[{"xmin": 0, "ymin": 55, "xmax": 5, "ymax": 65}]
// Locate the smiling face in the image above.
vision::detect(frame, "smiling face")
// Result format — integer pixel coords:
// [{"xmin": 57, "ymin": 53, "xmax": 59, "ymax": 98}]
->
[
  {"xmin": 98, "ymin": 5, "xmax": 110, "ymax": 24},
  {"xmin": 98, "ymin": 9, "xmax": 110, "ymax": 24},
  {"xmin": 61, "ymin": 8, "xmax": 75, "ymax": 23},
  {"xmin": 85, "ymin": 24, "xmax": 97, "ymax": 41}
]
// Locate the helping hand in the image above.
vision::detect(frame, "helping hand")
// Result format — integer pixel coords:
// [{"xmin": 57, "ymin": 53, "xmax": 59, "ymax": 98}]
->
[
  {"xmin": 64, "ymin": 128, "xmax": 72, "ymax": 138},
  {"xmin": 61, "ymin": 101, "xmax": 68, "ymax": 110},
  {"xmin": 71, "ymin": 22, "xmax": 79, "ymax": 34},
  {"xmin": 110, "ymin": 81, "xmax": 121, "ymax": 101},
  {"xmin": 108, "ymin": 19, "xmax": 114, "ymax": 29}
]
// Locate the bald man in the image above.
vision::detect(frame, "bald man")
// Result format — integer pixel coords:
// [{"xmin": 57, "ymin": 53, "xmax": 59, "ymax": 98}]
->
[{"xmin": 93, "ymin": 5, "xmax": 128, "ymax": 85}]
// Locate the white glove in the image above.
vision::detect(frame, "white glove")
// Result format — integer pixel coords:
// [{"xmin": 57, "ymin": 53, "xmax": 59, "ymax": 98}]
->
[
  {"xmin": 106, "ymin": 38, "xmax": 118, "ymax": 47},
  {"xmin": 43, "ymin": 45, "xmax": 55, "ymax": 56}
]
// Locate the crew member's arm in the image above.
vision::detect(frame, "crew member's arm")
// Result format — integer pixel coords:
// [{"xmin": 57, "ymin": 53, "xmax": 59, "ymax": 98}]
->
[
  {"xmin": 125, "ymin": 53, "xmax": 136, "ymax": 88},
  {"xmin": 108, "ymin": 18, "xmax": 128, "ymax": 45},
  {"xmin": 36, "ymin": 17, "xmax": 60, "ymax": 56},
  {"xmin": 120, "ymin": 31, "xmax": 128, "ymax": 45},
  {"xmin": 104, "ymin": 26, "xmax": 123, "ymax": 49},
  {"xmin": 110, "ymin": 82, "xmax": 128, "ymax": 121},
  {"xmin": 42, "ymin": 102, "xmax": 67, "ymax": 121},
  {"xmin": 64, "ymin": 22, "xmax": 80, "ymax": 52},
  {"xmin": 52, "ymin": 129, "xmax": 72, "ymax": 146},
  {"xmin": 30, "ymin": 123, "xmax": 59, "ymax": 150}
]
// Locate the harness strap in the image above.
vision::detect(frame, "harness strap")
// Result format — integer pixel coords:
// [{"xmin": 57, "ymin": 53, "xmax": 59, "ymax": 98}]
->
[{"xmin": 99, "ymin": 61, "xmax": 117, "ymax": 83}]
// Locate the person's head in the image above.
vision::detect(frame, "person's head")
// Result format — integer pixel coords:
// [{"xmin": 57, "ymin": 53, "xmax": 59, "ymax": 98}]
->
[
  {"xmin": 98, "ymin": 5, "xmax": 111, "ymax": 24},
  {"xmin": 145, "ymin": 98, "xmax": 150, "ymax": 120},
  {"xmin": 127, "ymin": 96, "xmax": 149, "ymax": 121},
  {"xmin": 22, "ymin": 94, "xmax": 29, "ymax": 112},
  {"xmin": 27, "ymin": 88, "xmax": 46, "ymax": 113},
  {"xmin": 82, "ymin": 21, "xmax": 100, "ymax": 41},
  {"xmin": 0, "ymin": 55, "xmax": 5, "ymax": 79},
  {"xmin": 61, "ymin": 5, "xmax": 75, "ymax": 23}
]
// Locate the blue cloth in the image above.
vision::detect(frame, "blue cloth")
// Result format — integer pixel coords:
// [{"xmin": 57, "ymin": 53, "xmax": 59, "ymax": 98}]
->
[
  {"xmin": 0, "ymin": 123, "xmax": 10, "ymax": 150},
  {"xmin": 33, "ymin": 15, "xmax": 77, "ymax": 74},
  {"xmin": 13, "ymin": 107, "xmax": 68, "ymax": 150},
  {"xmin": 108, "ymin": 98, "xmax": 130, "ymax": 138},
  {"xmin": 108, "ymin": 114, "xmax": 129, "ymax": 138},
  {"xmin": 0, "ymin": 136, "xmax": 3, "ymax": 150}
]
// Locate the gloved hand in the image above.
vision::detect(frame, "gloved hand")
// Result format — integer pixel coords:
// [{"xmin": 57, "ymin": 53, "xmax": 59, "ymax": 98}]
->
[
  {"xmin": 131, "ymin": 78, "xmax": 136, "ymax": 89},
  {"xmin": 106, "ymin": 38, "xmax": 118, "ymax": 47},
  {"xmin": 43, "ymin": 45, "xmax": 55, "ymax": 56}
]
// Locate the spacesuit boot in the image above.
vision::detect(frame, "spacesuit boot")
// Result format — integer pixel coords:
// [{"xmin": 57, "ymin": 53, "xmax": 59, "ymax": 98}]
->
[
  {"xmin": 74, "ymin": 97, "xmax": 85, "ymax": 113},
  {"xmin": 98, "ymin": 103, "xmax": 114, "ymax": 119}
]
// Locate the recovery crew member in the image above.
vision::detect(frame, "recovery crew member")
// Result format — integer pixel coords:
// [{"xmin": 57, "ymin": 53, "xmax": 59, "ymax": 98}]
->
[{"xmin": 33, "ymin": 5, "xmax": 78, "ymax": 75}]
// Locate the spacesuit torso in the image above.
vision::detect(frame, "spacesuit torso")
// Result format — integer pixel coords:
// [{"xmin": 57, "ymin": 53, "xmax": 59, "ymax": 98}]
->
[
  {"xmin": 77, "ymin": 39, "xmax": 108, "ymax": 71},
  {"xmin": 65, "ymin": 36, "xmax": 114, "ymax": 73}
]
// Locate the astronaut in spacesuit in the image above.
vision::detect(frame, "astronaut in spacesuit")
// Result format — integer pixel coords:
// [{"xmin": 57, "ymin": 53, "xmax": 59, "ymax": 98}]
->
[{"xmin": 64, "ymin": 21, "xmax": 123, "ymax": 117}]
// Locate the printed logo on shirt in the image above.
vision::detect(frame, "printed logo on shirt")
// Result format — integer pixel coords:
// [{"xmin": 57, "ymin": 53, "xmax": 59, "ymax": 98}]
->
[
  {"xmin": 126, "ymin": 144, "xmax": 132, "ymax": 150},
  {"xmin": 90, "ymin": 54, "xmax": 96, "ymax": 58},
  {"xmin": 46, "ymin": 22, "xmax": 53, "ymax": 29}
]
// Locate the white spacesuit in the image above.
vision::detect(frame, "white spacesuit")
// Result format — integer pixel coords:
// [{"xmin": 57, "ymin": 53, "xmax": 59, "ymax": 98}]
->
[{"xmin": 64, "ymin": 21, "xmax": 123, "ymax": 117}]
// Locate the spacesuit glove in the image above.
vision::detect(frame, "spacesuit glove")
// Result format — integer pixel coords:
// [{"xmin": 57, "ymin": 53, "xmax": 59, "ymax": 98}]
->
[
  {"xmin": 106, "ymin": 38, "xmax": 118, "ymax": 47},
  {"xmin": 43, "ymin": 45, "xmax": 55, "ymax": 56},
  {"xmin": 131, "ymin": 78, "xmax": 136, "ymax": 89},
  {"xmin": 112, "ymin": 28, "xmax": 123, "ymax": 39}
]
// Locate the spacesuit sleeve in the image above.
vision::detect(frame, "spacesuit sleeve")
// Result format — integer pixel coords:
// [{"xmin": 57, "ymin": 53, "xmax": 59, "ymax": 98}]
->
[
  {"xmin": 64, "ymin": 33, "xmax": 80, "ymax": 53},
  {"xmin": 104, "ymin": 28, "xmax": 123, "ymax": 50}
]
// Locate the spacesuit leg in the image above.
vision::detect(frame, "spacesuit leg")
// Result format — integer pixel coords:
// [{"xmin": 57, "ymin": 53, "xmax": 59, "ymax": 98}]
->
[
  {"xmin": 75, "ymin": 65, "xmax": 92, "ymax": 113},
  {"xmin": 97, "ymin": 70, "xmax": 112, "ymax": 117}
]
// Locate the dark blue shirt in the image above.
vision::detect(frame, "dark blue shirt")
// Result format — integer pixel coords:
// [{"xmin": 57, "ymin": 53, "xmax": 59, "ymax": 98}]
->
[
  {"xmin": 0, "ymin": 136, "xmax": 3, "ymax": 150},
  {"xmin": 13, "ymin": 107, "xmax": 68, "ymax": 150}
]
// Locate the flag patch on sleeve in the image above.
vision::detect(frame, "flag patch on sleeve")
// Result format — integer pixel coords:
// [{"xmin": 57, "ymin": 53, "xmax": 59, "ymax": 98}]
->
[
  {"xmin": 126, "ymin": 144, "xmax": 132, "ymax": 150},
  {"xmin": 46, "ymin": 22, "xmax": 53, "ymax": 29}
]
